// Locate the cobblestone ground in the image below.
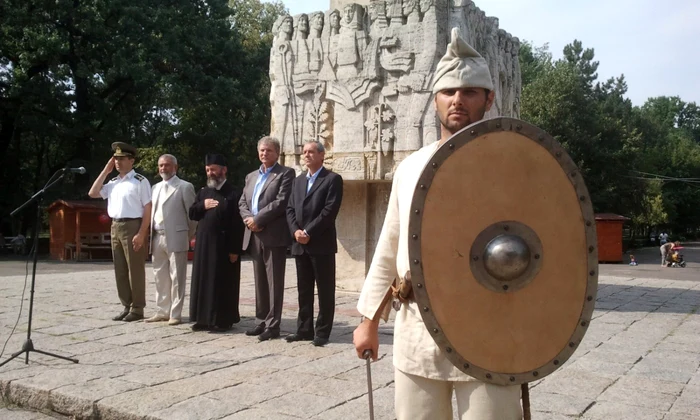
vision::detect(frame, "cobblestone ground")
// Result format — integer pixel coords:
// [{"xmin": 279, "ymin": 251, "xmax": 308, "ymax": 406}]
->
[{"xmin": 0, "ymin": 255, "xmax": 699, "ymax": 419}]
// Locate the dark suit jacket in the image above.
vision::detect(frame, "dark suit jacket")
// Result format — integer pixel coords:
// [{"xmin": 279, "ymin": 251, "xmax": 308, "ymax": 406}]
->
[
  {"xmin": 239, "ymin": 163, "xmax": 295, "ymax": 249},
  {"xmin": 286, "ymin": 167, "xmax": 343, "ymax": 256}
]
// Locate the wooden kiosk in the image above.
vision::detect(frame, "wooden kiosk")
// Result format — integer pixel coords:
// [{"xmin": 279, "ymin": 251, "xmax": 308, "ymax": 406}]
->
[{"xmin": 48, "ymin": 200, "xmax": 112, "ymax": 261}]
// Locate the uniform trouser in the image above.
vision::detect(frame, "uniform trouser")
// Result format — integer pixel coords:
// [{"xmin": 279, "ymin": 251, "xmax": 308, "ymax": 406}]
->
[
  {"xmin": 294, "ymin": 252, "xmax": 336, "ymax": 339},
  {"xmin": 151, "ymin": 232, "xmax": 187, "ymax": 320},
  {"xmin": 111, "ymin": 220, "xmax": 147, "ymax": 315},
  {"xmin": 395, "ymin": 369, "xmax": 522, "ymax": 420},
  {"xmin": 249, "ymin": 234, "xmax": 286, "ymax": 332}
]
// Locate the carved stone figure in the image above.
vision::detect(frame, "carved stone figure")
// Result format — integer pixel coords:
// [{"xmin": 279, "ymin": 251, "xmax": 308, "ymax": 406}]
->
[
  {"xmin": 387, "ymin": 0, "xmax": 404, "ymax": 27},
  {"xmin": 403, "ymin": 0, "xmax": 421, "ymax": 24},
  {"xmin": 336, "ymin": 4, "xmax": 367, "ymax": 80},
  {"xmin": 309, "ymin": 12, "xmax": 325, "ymax": 73}
]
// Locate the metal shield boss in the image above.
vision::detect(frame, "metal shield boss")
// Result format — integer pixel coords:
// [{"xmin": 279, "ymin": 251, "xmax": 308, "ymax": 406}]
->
[{"xmin": 408, "ymin": 117, "xmax": 598, "ymax": 385}]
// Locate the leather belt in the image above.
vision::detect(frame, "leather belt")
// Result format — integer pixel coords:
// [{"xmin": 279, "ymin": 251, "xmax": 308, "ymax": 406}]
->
[{"xmin": 112, "ymin": 217, "xmax": 142, "ymax": 222}]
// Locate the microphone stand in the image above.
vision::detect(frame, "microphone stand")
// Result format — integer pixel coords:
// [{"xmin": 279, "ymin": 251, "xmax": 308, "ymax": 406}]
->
[{"xmin": 0, "ymin": 169, "xmax": 79, "ymax": 367}]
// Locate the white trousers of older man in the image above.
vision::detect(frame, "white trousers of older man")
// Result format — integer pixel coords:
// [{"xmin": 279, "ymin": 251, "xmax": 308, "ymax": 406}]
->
[
  {"xmin": 152, "ymin": 232, "xmax": 188, "ymax": 320},
  {"xmin": 395, "ymin": 369, "xmax": 522, "ymax": 420}
]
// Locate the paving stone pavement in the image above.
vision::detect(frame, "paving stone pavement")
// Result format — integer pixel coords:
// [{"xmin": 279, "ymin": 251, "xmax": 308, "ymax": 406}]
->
[{"xmin": 0, "ymin": 259, "xmax": 699, "ymax": 419}]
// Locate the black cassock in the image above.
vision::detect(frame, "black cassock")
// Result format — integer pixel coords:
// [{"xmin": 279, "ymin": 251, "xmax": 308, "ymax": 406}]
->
[{"xmin": 188, "ymin": 181, "xmax": 245, "ymax": 328}]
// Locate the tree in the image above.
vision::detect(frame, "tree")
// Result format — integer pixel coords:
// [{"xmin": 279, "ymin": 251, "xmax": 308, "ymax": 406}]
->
[{"xmin": 0, "ymin": 0, "xmax": 286, "ymax": 236}]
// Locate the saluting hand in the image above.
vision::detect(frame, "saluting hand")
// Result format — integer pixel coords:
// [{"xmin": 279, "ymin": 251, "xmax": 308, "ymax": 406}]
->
[
  {"xmin": 204, "ymin": 199, "xmax": 219, "ymax": 209},
  {"xmin": 103, "ymin": 157, "xmax": 115, "ymax": 174}
]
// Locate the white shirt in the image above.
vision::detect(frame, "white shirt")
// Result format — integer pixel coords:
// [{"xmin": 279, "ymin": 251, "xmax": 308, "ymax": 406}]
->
[
  {"xmin": 152, "ymin": 177, "xmax": 176, "ymax": 230},
  {"xmin": 100, "ymin": 170, "xmax": 152, "ymax": 218},
  {"xmin": 357, "ymin": 141, "xmax": 476, "ymax": 382}
]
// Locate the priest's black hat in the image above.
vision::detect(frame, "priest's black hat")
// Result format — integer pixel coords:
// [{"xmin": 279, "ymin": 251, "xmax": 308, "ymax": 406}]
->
[{"xmin": 205, "ymin": 154, "xmax": 227, "ymax": 166}]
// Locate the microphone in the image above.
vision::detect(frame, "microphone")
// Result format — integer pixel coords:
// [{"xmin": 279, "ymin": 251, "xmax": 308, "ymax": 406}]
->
[{"xmin": 64, "ymin": 167, "xmax": 86, "ymax": 174}]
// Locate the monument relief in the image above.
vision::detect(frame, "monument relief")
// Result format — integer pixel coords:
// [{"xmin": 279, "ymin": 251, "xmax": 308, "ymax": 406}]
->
[{"xmin": 269, "ymin": 0, "xmax": 522, "ymax": 290}]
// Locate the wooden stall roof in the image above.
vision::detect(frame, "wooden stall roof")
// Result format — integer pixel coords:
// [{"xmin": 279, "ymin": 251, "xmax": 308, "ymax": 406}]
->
[
  {"xmin": 47, "ymin": 200, "xmax": 107, "ymax": 212},
  {"xmin": 594, "ymin": 213, "xmax": 630, "ymax": 222}
]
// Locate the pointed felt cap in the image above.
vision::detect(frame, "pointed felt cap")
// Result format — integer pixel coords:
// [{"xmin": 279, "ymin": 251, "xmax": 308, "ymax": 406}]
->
[{"xmin": 432, "ymin": 27, "xmax": 494, "ymax": 94}]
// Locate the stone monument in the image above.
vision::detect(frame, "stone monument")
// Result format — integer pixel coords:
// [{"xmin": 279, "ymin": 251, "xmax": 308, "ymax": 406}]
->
[{"xmin": 269, "ymin": 0, "xmax": 522, "ymax": 290}]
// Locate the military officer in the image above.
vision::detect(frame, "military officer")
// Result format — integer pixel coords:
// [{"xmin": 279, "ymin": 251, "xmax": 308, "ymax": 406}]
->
[
  {"xmin": 353, "ymin": 29, "xmax": 522, "ymax": 419},
  {"xmin": 89, "ymin": 142, "xmax": 152, "ymax": 322}
]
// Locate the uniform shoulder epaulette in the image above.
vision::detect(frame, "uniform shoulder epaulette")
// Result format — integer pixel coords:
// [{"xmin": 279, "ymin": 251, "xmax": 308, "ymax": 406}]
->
[{"xmin": 134, "ymin": 173, "xmax": 145, "ymax": 181}]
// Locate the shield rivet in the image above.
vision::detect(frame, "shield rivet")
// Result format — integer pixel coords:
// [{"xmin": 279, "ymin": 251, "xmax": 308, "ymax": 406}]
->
[
  {"xmin": 412, "ymin": 234, "xmax": 418, "ymax": 240},
  {"xmin": 414, "ymin": 209, "xmax": 420, "ymax": 215},
  {"xmin": 432, "ymin": 162, "xmax": 438, "ymax": 169},
  {"xmin": 486, "ymin": 373, "xmax": 492, "ymax": 379},
  {"xmin": 589, "ymin": 270, "xmax": 595, "ymax": 276},
  {"xmin": 446, "ymin": 347, "xmax": 452, "ymax": 353},
  {"xmin": 581, "ymin": 320, "xmax": 588, "ymax": 327},
  {"xmin": 423, "ymin": 306, "xmax": 429, "ymax": 312},
  {"xmin": 586, "ymin": 221, "xmax": 592, "ymax": 227},
  {"xmin": 432, "ymin": 328, "xmax": 438, "ymax": 333},
  {"xmin": 417, "ymin": 283, "xmax": 423, "ymax": 288},
  {"xmin": 534, "ymin": 254, "xmax": 540, "ymax": 260},
  {"xmin": 569, "ymin": 342, "xmax": 576, "ymax": 348},
  {"xmin": 509, "ymin": 376, "xmax": 515, "ymax": 382},
  {"xmin": 420, "ymin": 184, "xmax": 426, "ymax": 189},
  {"xmin": 502, "ymin": 285, "xmax": 509, "ymax": 291},
  {"xmin": 516, "ymin": 124, "xmax": 522, "ymax": 131},
  {"xmin": 587, "ymin": 295, "xmax": 593, "ymax": 301},
  {"xmin": 556, "ymin": 151, "xmax": 562, "ymax": 158},
  {"xmin": 570, "ymin": 172, "xmax": 577, "ymax": 178},
  {"xmin": 470, "ymin": 130, "xmax": 476, "ymax": 136},
  {"xmin": 449, "ymin": 143, "xmax": 455, "ymax": 150},
  {"xmin": 414, "ymin": 259, "xmax": 419, "ymax": 265},
  {"xmin": 589, "ymin": 246, "xmax": 595, "ymax": 253},
  {"xmin": 553, "ymin": 360, "xmax": 559, "ymax": 365},
  {"xmin": 464, "ymin": 363, "xmax": 470, "ymax": 369},
  {"xmin": 472, "ymin": 255, "xmax": 479, "ymax": 261},
  {"xmin": 580, "ymin": 196, "xmax": 586, "ymax": 202},
  {"xmin": 496, "ymin": 123, "xmax": 502, "ymax": 129},
  {"xmin": 538, "ymin": 135, "xmax": 544, "ymax": 141},
  {"xmin": 503, "ymin": 225, "xmax": 510, "ymax": 231},
  {"xmin": 533, "ymin": 371, "xmax": 539, "ymax": 377}
]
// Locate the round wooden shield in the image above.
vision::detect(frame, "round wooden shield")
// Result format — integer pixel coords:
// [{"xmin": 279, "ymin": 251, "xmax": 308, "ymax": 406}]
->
[{"xmin": 408, "ymin": 117, "xmax": 598, "ymax": 386}]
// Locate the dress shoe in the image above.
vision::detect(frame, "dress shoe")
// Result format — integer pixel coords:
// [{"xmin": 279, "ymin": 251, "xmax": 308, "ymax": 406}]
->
[
  {"xmin": 168, "ymin": 318, "xmax": 181, "ymax": 326},
  {"xmin": 285, "ymin": 333, "xmax": 313, "ymax": 343},
  {"xmin": 123, "ymin": 313, "xmax": 144, "ymax": 322},
  {"xmin": 312, "ymin": 337, "xmax": 329, "ymax": 347},
  {"xmin": 191, "ymin": 323, "xmax": 208, "ymax": 332},
  {"xmin": 144, "ymin": 314, "xmax": 169, "ymax": 323},
  {"xmin": 112, "ymin": 309, "xmax": 130, "ymax": 321},
  {"xmin": 245, "ymin": 323, "xmax": 265, "ymax": 336},
  {"xmin": 258, "ymin": 329, "xmax": 280, "ymax": 341}
]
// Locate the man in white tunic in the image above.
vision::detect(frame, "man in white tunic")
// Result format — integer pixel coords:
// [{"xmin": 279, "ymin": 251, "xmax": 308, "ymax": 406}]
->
[{"xmin": 353, "ymin": 28, "xmax": 522, "ymax": 419}]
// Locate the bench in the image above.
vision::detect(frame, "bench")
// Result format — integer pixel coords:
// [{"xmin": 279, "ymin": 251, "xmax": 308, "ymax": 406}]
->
[{"xmin": 65, "ymin": 233, "xmax": 111, "ymax": 260}]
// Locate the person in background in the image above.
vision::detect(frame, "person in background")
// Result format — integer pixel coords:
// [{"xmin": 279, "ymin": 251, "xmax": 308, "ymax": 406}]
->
[
  {"xmin": 88, "ymin": 142, "xmax": 151, "ymax": 322},
  {"xmin": 145, "ymin": 154, "xmax": 197, "ymax": 326},
  {"xmin": 188, "ymin": 154, "xmax": 245, "ymax": 332}
]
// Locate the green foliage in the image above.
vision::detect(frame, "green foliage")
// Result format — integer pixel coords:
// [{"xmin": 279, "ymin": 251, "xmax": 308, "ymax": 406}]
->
[
  {"xmin": 520, "ymin": 40, "xmax": 700, "ymax": 238},
  {"xmin": 0, "ymin": 0, "xmax": 286, "ymax": 235}
]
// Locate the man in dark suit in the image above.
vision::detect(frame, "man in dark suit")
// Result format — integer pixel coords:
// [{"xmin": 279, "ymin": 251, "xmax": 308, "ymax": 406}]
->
[
  {"xmin": 239, "ymin": 136, "xmax": 295, "ymax": 341},
  {"xmin": 285, "ymin": 140, "xmax": 344, "ymax": 346}
]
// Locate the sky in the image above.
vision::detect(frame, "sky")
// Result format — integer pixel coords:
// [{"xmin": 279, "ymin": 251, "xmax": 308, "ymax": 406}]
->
[{"xmin": 264, "ymin": 0, "xmax": 699, "ymax": 106}]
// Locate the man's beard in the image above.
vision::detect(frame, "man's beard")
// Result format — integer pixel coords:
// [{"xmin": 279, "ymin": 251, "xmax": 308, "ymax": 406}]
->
[
  {"xmin": 206, "ymin": 175, "xmax": 223, "ymax": 188},
  {"xmin": 160, "ymin": 171, "xmax": 174, "ymax": 181},
  {"xmin": 439, "ymin": 105, "xmax": 488, "ymax": 135}
]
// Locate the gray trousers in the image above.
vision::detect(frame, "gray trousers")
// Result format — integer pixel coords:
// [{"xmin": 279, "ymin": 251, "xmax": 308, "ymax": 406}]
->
[
  {"xmin": 249, "ymin": 234, "xmax": 287, "ymax": 331},
  {"xmin": 111, "ymin": 220, "xmax": 147, "ymax": 314}
]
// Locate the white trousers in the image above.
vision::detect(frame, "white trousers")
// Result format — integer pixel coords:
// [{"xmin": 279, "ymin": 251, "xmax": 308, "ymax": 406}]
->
[
  {"xmin": 395, "ymin": 369, "xmax": 522, "ymax": 420},
  {"xmin": 152, "ymin": 232, "xmax": 188, "ymax": 319}
]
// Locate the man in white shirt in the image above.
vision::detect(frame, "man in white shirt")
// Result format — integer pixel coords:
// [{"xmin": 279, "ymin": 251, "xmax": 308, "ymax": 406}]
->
[
  {"xmin": 353, "ymin": 28, "xmax": 522, "ymax": 419},
  {"xmin": 89, "ymin": 142, "xmax": 152, "ymax": 322},
  {"xmin": 145, "ymin": 154, "xmax": 197, "ymax": 325}
]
